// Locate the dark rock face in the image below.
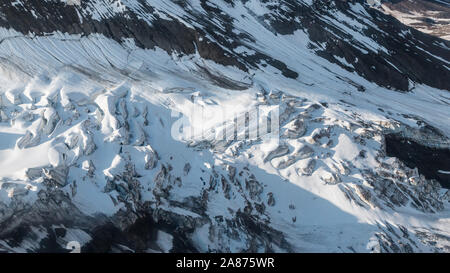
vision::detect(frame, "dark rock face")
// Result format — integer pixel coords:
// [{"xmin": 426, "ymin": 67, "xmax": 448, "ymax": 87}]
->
[
  {"xmin": 385, "ymin": 134, "xmax": 450, "ymax": 189},
  {"xmin": 0, "ymin": 0, "xmax": 295, "ymax": 78},
  {"xmin": 0, "ymin": 0, "xmax": 448, "ymax": 91},
  {"xmin": 381, "ymin": 0, "xmax": 450, "ymax": 40},
  {"xmin": 82, "ymin": 215, "xmax": 160, "ymax": 253}
]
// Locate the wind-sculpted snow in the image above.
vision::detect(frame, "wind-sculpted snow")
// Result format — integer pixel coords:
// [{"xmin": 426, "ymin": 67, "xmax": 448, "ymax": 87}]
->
[{"xmin": 0, "ymin": 0, "xmax": 449, "ymax": 253}]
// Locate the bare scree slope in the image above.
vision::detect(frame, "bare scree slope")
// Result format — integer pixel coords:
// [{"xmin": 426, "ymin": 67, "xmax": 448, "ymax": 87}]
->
[{"xmin": 0, "ymin": 0, "xmax": 449, "ymax": 252}]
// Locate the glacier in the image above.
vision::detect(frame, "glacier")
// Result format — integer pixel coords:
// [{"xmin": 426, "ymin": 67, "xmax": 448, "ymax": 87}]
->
[{"xmin": 0, "ymin": 0, "xmax": 448, "ymax": 252}]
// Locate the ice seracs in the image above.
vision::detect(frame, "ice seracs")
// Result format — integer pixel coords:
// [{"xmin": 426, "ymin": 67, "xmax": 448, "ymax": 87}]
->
[{"xmin": 0, "ymin": 0, "xmax": 448, "ymax": 253}]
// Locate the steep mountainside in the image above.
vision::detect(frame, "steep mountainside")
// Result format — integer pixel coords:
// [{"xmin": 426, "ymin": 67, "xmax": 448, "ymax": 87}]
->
[
  {"xmin": 375, "ymin": 0, "xmax": 450, "ymax": 40},
  {"xmin": 0, "ymin": 0, "xmax": 449, "ymax": 253}
]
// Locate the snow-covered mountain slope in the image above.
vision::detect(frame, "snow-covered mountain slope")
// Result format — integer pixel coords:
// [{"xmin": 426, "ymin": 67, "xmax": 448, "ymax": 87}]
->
[
  {"xmin": 374, "ymin": 0, "xmax": 450, "ymax": 40},
  {"xmin": 0, "ymin": 0, "xmax": 449, "ymax": 253}
]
